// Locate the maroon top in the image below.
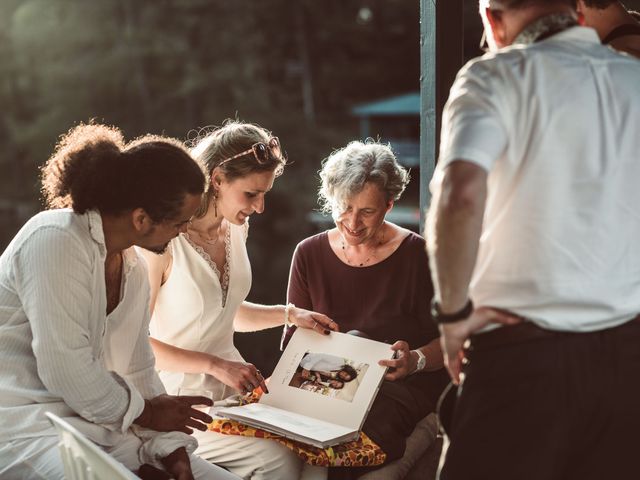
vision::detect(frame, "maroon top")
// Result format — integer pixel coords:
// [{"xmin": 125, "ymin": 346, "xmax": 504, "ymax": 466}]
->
[
  {"xmin": 287, "ymin": 230, "xmax": 439, "ymax": 347},
  {"xmin": 284, "ymin": 230, "xmax": 448, "ymax": 462}
]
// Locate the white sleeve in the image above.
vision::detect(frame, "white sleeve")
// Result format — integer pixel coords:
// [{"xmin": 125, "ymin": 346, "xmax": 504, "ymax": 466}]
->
[
  {"xmin": 437, "ymin": 60, "xmax": 510, "ymax": 172},
  {"xmin": 14, "ymin": 226, "xmax": 143, "ymax": 432},
  {"xmin": 132, "ymin": 427, "xmax": 199, "ymax": 469}
]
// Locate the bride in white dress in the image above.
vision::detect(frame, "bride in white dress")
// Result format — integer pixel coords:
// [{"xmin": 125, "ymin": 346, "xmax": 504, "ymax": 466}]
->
[{"xmin": 140, "ymin": 121, "xmax": 336, "ymax": 480}]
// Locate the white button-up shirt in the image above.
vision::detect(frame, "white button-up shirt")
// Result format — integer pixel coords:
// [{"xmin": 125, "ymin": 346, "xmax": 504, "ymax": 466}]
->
[
  {"xmin": 432, "ymin": 27, "xmax": 640, "ymax": 331},
  {"xmin": 0, "ymin": 209, "xmax": 195, "ymax": 464}
]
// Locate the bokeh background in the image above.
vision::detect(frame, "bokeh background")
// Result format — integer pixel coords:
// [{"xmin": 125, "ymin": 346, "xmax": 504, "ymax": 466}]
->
[{"xmin": 1, "ymin": 0, "xmax": 638, "ymax": 373}]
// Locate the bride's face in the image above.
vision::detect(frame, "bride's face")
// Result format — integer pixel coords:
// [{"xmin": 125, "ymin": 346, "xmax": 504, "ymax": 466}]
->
[{"xmin": 214, "ymin": 170, "xmax": 276, "ymax": 225}]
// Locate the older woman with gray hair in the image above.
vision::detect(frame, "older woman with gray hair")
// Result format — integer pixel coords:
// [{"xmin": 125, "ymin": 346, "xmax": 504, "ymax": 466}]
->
[{"xmin": 283, "ymin": 140, "xmax": 449, "ymax": 476}]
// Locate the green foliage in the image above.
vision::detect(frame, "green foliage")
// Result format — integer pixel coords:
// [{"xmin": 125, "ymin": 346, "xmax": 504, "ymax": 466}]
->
[
  {"xmin": 0, "ymin": 0, "xmax": 422, "ymax": 372},
  {"xmin": 0, "ymin": 0, "xmax": 421, "ymax": 248}
]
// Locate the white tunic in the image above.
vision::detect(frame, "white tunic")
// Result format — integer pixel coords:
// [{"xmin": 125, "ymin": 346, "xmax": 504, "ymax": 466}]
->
[
  {"xmin": 0, "ymin": 209, "xmax": 196, "ymax": 466},
  {"xmin": 150, "ymin": 222, "xmax": 251, "ymax": 400}
]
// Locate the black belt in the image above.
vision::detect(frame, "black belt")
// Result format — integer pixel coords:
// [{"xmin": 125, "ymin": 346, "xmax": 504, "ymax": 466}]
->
[{"xmin": 469, "ymin": 314, "xmax": 640, "ymax": 352}]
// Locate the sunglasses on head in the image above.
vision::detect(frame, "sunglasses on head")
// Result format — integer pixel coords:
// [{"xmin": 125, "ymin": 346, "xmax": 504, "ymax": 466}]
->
[{"xmin": 218, "ymin": 137, "xmax": 282, "ymax": 167}]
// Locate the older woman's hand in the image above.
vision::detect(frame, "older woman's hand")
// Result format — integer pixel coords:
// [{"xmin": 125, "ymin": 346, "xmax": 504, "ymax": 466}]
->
[
  {"xmin": 290, "ymin": 307, "xmax": 339, "ymax": 335},
  {"xmin": 378, "ymin": 340, "xmax": 416, "ymax": 381}
]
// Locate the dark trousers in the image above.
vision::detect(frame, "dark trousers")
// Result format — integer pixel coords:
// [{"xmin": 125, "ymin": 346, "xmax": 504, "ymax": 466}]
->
[{"xmin": 440, "ymin": 317, "xmax": 640, "ymax": 480}]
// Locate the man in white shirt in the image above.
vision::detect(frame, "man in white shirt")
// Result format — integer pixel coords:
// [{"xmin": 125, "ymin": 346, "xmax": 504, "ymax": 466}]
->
[
  {"xmin": 426, "ymin": 1, "xmax": 640, "ymax": 478},
  {"xmin": 577, "ymin": 0, "xmax": 640, "ymax": 56},
  {"xmin": 0, "ymin": 124, "xmax": 238, "ymax": 479}
]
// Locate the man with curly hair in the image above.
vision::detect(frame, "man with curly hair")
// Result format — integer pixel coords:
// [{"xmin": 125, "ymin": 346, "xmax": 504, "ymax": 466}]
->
[{"xmin": 0, "ymin": 124, "xmax": 238, "ymax": 479}]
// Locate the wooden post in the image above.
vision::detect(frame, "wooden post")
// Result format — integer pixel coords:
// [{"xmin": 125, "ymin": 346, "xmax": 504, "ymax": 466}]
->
[{"xmin": 419, "ymin": 0, "xmax": 465, "ymax": 232}]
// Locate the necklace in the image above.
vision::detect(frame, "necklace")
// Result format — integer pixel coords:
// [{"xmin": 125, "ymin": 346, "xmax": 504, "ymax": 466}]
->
[
  {"xmin": 341, "ymin": 228, "xmax": 385, "ymax": 267},
  {"xmin": 189, "ymin": 222, "xmax": 223, "ymax": 246}
]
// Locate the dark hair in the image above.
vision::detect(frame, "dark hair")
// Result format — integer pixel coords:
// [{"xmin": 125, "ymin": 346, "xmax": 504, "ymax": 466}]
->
[
  {"xmin": 189, "ymin": 120, "xmax": 286, "ymax": 218},
  {"xmin": 41, "ymin": 123, "xmax": 206, "ymax": 223},
  {"xmin": 339, "ymin": 365, "xmax": 358, "ymax": 382},
  {"xmin": 329, "ymin": 380, "xmax": 344, "ymax": 389}
]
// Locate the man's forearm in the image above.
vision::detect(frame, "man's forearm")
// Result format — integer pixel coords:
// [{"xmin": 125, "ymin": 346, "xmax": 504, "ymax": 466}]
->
[{"xmin": 426, "ymin": 162, "xmax": 487, "ymax": 313}]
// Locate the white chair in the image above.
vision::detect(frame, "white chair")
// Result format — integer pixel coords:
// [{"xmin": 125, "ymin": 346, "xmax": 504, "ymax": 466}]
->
[{"xmin": 45, "ymin": 412, "xmax": 139, "ymax": 480}]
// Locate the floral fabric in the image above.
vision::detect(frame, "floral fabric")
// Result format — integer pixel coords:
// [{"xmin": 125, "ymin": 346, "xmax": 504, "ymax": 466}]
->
[
  {"xmin": 208, "ymin": 391, "xmax": 386, "ymax": 467},
  {"xmin": 208, "ymin": 419, "xmax": 385, "ymax": 467}
]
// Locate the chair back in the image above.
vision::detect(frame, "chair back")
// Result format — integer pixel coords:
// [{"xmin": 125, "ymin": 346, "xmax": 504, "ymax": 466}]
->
[{"xmin": 45, "ymin": 412, "xmax": 139, "ymax": 480}]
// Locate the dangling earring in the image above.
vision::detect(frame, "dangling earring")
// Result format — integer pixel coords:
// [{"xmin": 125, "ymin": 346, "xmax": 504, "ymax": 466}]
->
[{"xmin": 212, "ymin": 189, "xmax": 218, "ymax": 217}]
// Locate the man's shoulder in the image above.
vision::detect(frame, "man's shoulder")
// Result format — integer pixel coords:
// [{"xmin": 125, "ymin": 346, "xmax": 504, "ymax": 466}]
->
[
  {"xmin": 27, "ymin": 208, "xmax": 78, "ymax": 227},
  {"xmin": 13, "ymin": 210, "xmax": 89, "ymax": 247},
  {"xmin": 459, "ymin": 27, "xmax": 614, "ymax": 79},
  {"xmin": 450, "ymin": 50, "xmax": 528, "ymax": 104},
  {"xmin": 0, "ymin": 210, "xmax": 95, "ymax": 274},
  {"xmin": 459, "ymin": 47, "xmax": 527, "ymax": 78}
]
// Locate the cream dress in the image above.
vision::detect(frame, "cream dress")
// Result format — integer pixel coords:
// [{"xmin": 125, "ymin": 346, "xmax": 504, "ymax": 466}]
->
[
  {"xmin": 150, "ymin": 222, "xmax": 323, "ymax": 480},
  {"xmin": 150, "ymin": 221, "xmax": 250, "ymax": 400}
]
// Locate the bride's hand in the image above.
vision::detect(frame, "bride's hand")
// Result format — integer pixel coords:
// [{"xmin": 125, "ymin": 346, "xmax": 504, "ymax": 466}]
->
[
  {"xmin": 210, "ymin": 358, "xmax": 268, "ymax": 394},
  {"xmin": 290, "ymin": 307, "xmax": 339, "ymax": 335}
]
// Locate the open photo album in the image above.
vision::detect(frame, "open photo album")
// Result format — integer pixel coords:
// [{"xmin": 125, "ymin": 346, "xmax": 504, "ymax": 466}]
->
[{"xmin": 216, "ymin": 328, "xmax": 394, "ymax": 448}]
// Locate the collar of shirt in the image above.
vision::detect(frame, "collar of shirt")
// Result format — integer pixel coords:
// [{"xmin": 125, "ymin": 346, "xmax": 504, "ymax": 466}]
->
[
  {"xmin": 86, "ymin": 209, "xmax": 138, "ymax": 275},
  {"xmin": 513, "ymin": 12, "xmax": 578, "ymax": 46}
]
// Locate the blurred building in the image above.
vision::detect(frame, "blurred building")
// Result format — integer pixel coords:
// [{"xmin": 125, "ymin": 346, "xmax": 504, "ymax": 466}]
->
[{"xmin": 308, "ymin": 92, "xmax": 422, "ymax": 231}]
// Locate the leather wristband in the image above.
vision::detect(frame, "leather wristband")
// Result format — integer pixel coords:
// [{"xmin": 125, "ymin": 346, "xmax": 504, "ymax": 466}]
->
[{"xmin": 431, "ymin": 298, "xmax": 473, "ymax": 324}]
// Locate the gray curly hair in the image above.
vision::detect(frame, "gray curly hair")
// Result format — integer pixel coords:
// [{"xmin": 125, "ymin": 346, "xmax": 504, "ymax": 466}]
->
[{"xmin": 318, "ymin": 140, "xmax": 410, "ymax": 214}]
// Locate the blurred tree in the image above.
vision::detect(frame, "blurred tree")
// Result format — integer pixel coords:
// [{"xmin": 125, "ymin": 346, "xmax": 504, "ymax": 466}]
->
[{"xmin": 0, "ymin": 0, "xmax": 424, "ymax": 373}]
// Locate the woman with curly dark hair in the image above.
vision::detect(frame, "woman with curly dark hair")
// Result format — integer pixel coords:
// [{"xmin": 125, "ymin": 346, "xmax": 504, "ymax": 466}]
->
[{"xmin": 0, "ymin": 123, "xmax": 237, "ymax": 479}]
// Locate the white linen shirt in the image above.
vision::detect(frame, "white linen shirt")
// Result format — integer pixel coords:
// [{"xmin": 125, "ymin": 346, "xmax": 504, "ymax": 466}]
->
[
  {"xmin": 0, "ymin": 209, "xmax": 196, "ymax": 465},
  {"xmin": 432, "ymin": 27, "xmax": 640, "ymax": 332}
]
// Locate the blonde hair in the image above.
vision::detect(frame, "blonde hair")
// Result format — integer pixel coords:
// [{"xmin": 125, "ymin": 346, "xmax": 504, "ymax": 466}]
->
[{"xmin": 189, "ymin": 120, "xmax": 286, "ymax": 218}]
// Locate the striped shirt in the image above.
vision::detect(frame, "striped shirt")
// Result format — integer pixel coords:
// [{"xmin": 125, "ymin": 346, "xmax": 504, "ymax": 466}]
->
[{"xmin": 0, "ymin": 209, "xmax": 195, "ymax": 460}]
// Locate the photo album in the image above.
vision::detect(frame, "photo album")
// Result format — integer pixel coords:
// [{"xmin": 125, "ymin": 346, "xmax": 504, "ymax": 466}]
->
[{"xmin": 216, "ymin": 328, "xmax": 394, "ymax": 448}]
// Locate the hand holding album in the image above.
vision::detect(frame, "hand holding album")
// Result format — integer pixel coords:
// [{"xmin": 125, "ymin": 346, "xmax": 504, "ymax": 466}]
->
[{"xmin": 216, "ymin": 328, "xmax": 393, "ymax": 447}]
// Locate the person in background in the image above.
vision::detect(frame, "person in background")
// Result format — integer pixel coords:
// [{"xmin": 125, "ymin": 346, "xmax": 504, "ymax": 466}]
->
[
  {"xmin": 139, "ymin": 120, "xmax": 334, "ymax": 480},
  {"xmin": 284, "ymin": 140, "xmax": 449, "ymax": 478},
  {"xmin": 427, "ymin": 0, "xmax": 640, "ymax": 478},
  {"xmin": 577, "ymin": 0, "xmax": 640, "ymax": 56},
  {"xmin": 0, "ymin": 123, "xmax": 237, "ymax": 479}
]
